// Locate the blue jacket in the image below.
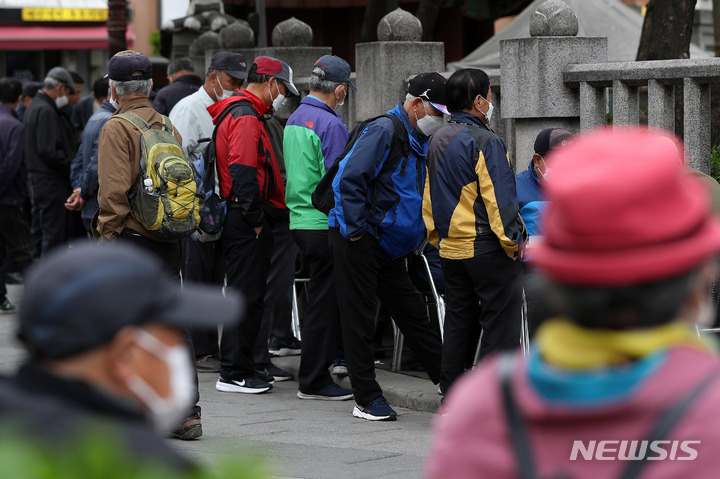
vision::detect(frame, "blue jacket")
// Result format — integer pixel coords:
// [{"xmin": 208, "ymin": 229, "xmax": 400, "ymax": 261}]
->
[
  {"xmin": 423, "ymin": 111, "xmax": 524, "ymax": 260},
  {"xmin": 328, "ymin": 103, "xmax": 427, "ymax": 259},
  {"xmin": 0, "ymin": 104, "xmax": 26, "ymax": 207},
  {"xmin": 70, "ymin": 99, "xmax": 115, "ymax": 220},
  {"xmin": 515, "ymin": 160, "xmax": 547, "ymax": 237}
]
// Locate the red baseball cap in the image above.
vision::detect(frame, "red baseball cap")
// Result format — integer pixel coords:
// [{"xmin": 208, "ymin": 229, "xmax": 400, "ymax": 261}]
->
[{"xmin": 532, "ymin": 127, "xmax": 720, "ymax": 286}]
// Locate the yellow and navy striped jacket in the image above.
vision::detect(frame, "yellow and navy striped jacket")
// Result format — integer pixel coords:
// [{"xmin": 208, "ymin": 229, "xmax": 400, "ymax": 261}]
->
[{"xmin": 423, "ymin": 112, "xmax": 525, "ymax": 260}]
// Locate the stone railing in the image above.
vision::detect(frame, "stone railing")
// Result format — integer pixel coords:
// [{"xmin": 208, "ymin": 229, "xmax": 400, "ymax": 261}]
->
[{"xmin": 564, "ymin": 58, "xmax": 720, "ymax": 173}]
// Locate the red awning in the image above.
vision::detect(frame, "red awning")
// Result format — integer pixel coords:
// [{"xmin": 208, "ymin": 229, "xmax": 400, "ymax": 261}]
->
[{"xmin": 0, "ymin": 25, "xmax": 134, "ymax": 50}]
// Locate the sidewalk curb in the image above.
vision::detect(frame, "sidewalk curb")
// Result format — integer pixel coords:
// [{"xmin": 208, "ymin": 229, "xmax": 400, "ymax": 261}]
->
[{"xmin": 272, "ymin": 355, "xmax": 442, "ymax": 413}]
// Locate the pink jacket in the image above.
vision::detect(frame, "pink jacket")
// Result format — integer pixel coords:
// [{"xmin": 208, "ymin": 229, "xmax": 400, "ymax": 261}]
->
[{"xmin": 425, "ymin": 347, "xmax": 720, "ymax": 478}]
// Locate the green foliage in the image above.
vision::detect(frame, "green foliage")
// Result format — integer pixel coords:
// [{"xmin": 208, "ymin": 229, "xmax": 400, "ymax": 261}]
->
[
  {"xmin": 0, "ymin": 425, "xmax": 269, "ymax": 479},
  {"xmin": 710, "ymin": 145, "xmax": 720, "ymax": 184},
  {"xmin": 606, "ymin": 112, "xmax": 613, "ymax": 125},
  {"xmin": 149, "ymin": 29, "xmax": 161, "ymax": 57}
]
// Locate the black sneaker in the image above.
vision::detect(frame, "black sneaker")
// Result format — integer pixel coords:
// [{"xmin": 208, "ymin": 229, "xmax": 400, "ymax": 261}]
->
[
  {"xmin": 216, "ymin": 376, "xmax": 272, "ymax": 394},
  {"xmin": 266, "ymin": 364, "xmax": 292, "ymax": 382},
  {"xmin": 196, "ymin": 354, "xmax": 221, "ymax": 373},
  {"xmin": 168, "ymin": 412, "xmax": 202, "ymax": 440},
  {"xmin": 0, "ymin": 298, "xmax": 15, "ymax": 314},
  {"xmin": 268, "ymin": 337, "xmax": 302, "ymax": 356},
  {"xmin": 254, "ymin": 368, "xmax": 276, "ymax": 385},
  {"xmin": 353, "ymin": 396, "xmax": 397, "ymax": 421},
  {"xmin": 297, "ymin": 382, "xmax": 353, "ymax": 401}
]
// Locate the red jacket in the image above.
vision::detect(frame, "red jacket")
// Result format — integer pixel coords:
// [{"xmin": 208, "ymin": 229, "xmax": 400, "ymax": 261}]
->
[{"xmin": 208, "ymin": 90, "xmax": 286, "ymax": 226}]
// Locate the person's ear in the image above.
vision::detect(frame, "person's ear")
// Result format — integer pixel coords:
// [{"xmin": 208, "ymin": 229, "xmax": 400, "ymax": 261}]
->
[
  {"xmin": 106, "ymin": 327, "xmax": 140, "ymax": 385},
  {"xmin": 532, "ymin": 153, "xmax": 543, "ymax": 167}
]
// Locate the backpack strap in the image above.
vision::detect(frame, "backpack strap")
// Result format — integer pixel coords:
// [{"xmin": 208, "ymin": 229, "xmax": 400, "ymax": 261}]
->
[
  {"xmin": 498, "ymin": 353, "xmax": 539, "ymax": 479},
  {"xmin": 112, "ymin": 112, "xmax": 149, "ymax": 132},
  {"xmin": 618, "ymin": 368, "xmax": 719, "ymax": 479},
  {"xmin": 113, "ymin": 112, "xmax": 175, "ymax": 134},
  {"xmin": 499, "ymin": 353, "xmax": 719, "ymax": 479}
]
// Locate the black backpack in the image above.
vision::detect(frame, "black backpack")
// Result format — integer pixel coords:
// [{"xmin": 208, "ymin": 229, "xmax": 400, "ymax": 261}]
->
[
  {"xmin": 311, "ymin": 114, "xmax": 410, "ymax": 216},
  {"xmin": 194, "ymin": 100, "xmax": 261, "ymax": 239}
]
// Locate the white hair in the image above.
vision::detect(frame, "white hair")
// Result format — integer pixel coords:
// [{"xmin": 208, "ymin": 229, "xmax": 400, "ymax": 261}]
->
[
  {"xmin": 309, "ymin": 67, "xmax": 342, "ymax": 94},
  {"xmin": 43, "ymin": 76, "xmax": 61, "ymax": 90},
  {"xmin": 109, "ymin": 78, "xmax": 152, "ymax": 99},
  {"xmin": 405, "ymin": 93, "xmax": 431, "ymax": 109}
]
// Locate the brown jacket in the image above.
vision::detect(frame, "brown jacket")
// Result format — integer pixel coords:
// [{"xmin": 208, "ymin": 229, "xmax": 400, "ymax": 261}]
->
[{"xmin": 95, "ymin": 97, "xmax": 182, "ymax": 240}]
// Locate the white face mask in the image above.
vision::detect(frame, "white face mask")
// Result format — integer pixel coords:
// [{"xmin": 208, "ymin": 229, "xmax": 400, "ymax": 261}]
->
[
  {"xmin": 214, "ymin": 74, "xmax": 234, "ymax": 101},
  {"xmin": 334, "ymin": 85, "xmax": 346, "ymax": 108},
  {"xmin": 108, "ymin": 87, "xmax": 119, "ymax": 110},
  {"xmin": 478, "ymin": 94, "xmax": 494, "ymax": 122},
  {"xmin": 537, "ymin": 156, "xmax": 551, "ymax": 181},
  {"xmin": 416, "ymin": 101, "xmax": 444, "ymax": 137},
  {"xmin": 55, "ymin": 93, "xmax": 68, "ymax": 109},
  {"xmin": 269, "ymin": 80, "xmax": 286, "ymax": 111},
  {"xmin": 125, "ymin": 328, "xmax": 195, "ymax": 433}
]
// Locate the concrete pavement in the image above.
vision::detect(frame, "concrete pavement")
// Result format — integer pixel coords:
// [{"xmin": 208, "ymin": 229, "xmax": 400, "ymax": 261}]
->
[{"xmin": 0, "ymin": 283, "xmax": 442, "ymax": 479}]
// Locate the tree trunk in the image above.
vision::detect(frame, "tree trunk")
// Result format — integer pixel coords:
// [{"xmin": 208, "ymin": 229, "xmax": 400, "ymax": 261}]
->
[
  {"xmin": 360, "ymin": 0, "xmax": 398, "ymax": 43},
  {"xmin": 416, "ymin": 0, "xmax": 442, "ymax": 41},
  {"xmin": 636, "ymin": 0, "xmax": 696, "ymax": 60},
  {"xmin": 107, "ymin": 0, "xmax": 127, "ymax": 58}
]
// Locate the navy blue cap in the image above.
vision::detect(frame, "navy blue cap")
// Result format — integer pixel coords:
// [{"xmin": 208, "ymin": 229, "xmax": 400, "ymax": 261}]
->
[
  {"xmin": 18, "ymin": 241, "xmax": 243, "ymax": 359},
  {"xmin": 312, "ymin": 55, "xmax": 356, "ymax": 91},
  {"xmin": 107, "ymin": 51, "xmax": 153, "ymax": 81},
  {"xmin": 534, "ymin": 128, "xmax": 574, "ymax": 155}
]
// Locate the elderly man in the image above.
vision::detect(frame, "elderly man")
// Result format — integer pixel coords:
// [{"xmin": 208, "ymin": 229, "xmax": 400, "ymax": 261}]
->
[
  {"xmin": 169, "ymin": 51, "xmax": 246, "ymax": 373},
  {"xmin": 515, "ymin": 127, "xmax": 573, "ymax": 237},
  {"xmin": 208, "ymin": 56, "xmax": 298, "ymax": 394},
  {"xmin": 425, "ymin": 128, "xmax": 720, "ymax": 478},
  {"xmin": 68, "ymin": 77, "xmax": 115, "ymax": 235},
  {"xmin": 284, "ymin": 55, "xmax": 354, "ymax": 401},
  {"xmin": 95, "ymin": 50, "xmax": 205, "ymax": 440},
  {"xmin": 0, "ymin": 241, "xmax": 241, "ymax": 472},
  {"xmin": 0, "ymin": 78, "xmax": 33, "ymax": 313},
  {"xmin": 424, "ymin": 68, "xmax": 526, "ymax": 397},
  {"xmin": 23, "ymin": 66, "xmax": 77, "ymax": 256},
  {"xmin": 153, "ymin": 57, "xmax": 202, "ymax": 116},
  {"xmin": 328, "ymin": 72, "xmax": 447, "ymax": 421}
]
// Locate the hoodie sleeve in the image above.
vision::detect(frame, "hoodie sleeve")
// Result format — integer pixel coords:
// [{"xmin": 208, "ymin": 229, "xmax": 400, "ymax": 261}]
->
[{"xmin": 333, "ymin": 118, "xmax": 394, "ymax": 239}]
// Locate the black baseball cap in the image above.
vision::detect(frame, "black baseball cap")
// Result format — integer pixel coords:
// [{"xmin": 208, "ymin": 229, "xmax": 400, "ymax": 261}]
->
[
  {"xmin": 107, "ymin": 50, "xmax": 153, "ymax": 81},
  {"xmin": 408, "ymin": 72, "xmax": 448, "ymax": 115},
  {"xmin": 534, "ymin": 128, "xmax": 574, "ymax": 156},
  {"xmin": 18, "ymin": 241, "xmax": 243, "ymax": 359},
  {"xmin": 209, "ymin": 52, "xmax": 248, "ymax": 80},
  {"xmin": 312, "ymin": 55, "xmax": 356, "ymax": 91}
]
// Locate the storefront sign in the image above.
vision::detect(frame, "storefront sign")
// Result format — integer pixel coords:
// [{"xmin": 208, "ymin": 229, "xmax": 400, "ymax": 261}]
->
[{"xmin": 21, "ymin": 8, "xmax": 108, "ymax": 22}]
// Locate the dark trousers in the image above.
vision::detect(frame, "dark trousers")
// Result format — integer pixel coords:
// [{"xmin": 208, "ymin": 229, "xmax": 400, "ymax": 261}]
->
[
  {"xmin": 439, "ymin": 249, "xmax": 523, "ymax": 395},
  {"xmin": 0, "ymin": 205, "xmax": 34, "ymax": 299},
  {"xmin": 181, "ymin": 237, "xmax": 224, "ymax": 358},
  {"xmin": 252, "ymin": 217, "xmax": 297, "ymax": 367},
  {"xmin": 28, "ymin": 175, "xmax": 71, "ymax": 256},
  {"xmin": 293, "ymin": 229, "xmax": 341, "ymax": 393},
  {"xmin": 220, "ymin": 209, "xmax": 273, "ymax": 380},
  {"xmin": 117, "ymin": 229, "xmax": 200, "ymax": 416},
  {"xmin": 329, "ymin": 228, "xmax": 442, "ymax": 406}
]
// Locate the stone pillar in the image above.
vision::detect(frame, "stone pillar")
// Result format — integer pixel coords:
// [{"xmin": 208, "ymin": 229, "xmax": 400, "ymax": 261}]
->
[
  {"xmin": 684, "ymin": 78, "xmax": 712, "ymax": 174},
  {"xmin": 355, "ymin": 8, "xmax": 444, "ymax": 122},
  {"xmin": 500, "ymin": 0, "xmax": 607, "ymax": 172}
]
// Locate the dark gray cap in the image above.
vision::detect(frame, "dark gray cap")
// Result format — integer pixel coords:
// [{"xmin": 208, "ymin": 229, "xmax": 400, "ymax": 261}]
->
[
  {"xmin": 46, "ymin": 67, "xmax": 77, "ymax": 94},
  {"xmin": 18, "ymin": 241, "xmax": 243, "ymax": 359},
  {"xmin": 209, "ymin": 52, "xmax": 248, "ymax": 80}
]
